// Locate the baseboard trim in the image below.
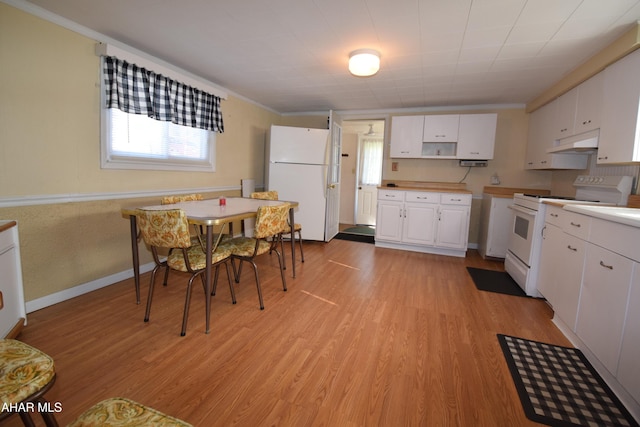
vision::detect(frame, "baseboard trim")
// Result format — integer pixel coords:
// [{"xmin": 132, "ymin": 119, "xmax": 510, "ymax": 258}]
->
[{"xmin": 25, "ymin": 262, "xmax": 156, "ymax": 313}]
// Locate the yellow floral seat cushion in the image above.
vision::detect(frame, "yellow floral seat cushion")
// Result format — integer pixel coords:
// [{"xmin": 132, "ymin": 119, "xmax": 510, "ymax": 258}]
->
[
  {"xmin": 68, "ymin": 397, "xmax": 192, "ymax": 427},
  {"xmin": 168, "ymin": 245, "xmax": 231, "ymax": 272},
  {"xmin": 218, "ymin": 237, "xmax": 272, "ymax": 257},
  {"xmin": 0, "ymin": 339, "xmax": 55, "ymax": 406}
]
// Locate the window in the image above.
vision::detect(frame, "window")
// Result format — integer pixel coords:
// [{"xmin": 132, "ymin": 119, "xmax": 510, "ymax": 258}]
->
[
  {"xmin": 102, "ymin": 107, "xmax": 216, "ymax": 172},
  {"xmin": 99, "ymin": 53, "xmax": 224, "ymax": 172}
]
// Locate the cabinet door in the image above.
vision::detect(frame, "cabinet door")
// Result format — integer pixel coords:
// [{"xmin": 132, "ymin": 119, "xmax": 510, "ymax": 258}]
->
[
  {"xmin": 525, "ymin": 102, "xmax": 555, "ymax": 169},
  {"xmin": 577, "ymin": 243, "xmax": 633, "ymax": 374},
  {"xmin": 390, "ymin": 116, "xmax": 424, "ymax": 158},
  {"xmin": 617, "ymin": 264, "xmax": 640, "ymax": 403},
  {"xmin": 436, "ymin": 205, "xmax": 470, "ymax": 249},
  {"xmin": 554, "ymin": 87, "xmax": 577, "ymax": 139},
  {"xmin": 574, "ymin": 71, "xmax": 603, "ymax": 134},
  {"xmin": 457, "ymin": 114, "xmax": 497, "ymax": 159},
  {"xmin": 402, "ymin": 202, "xmax": 437, "ymax": 245},
  {"xmin": 538, "ymin": 223, "xmax": 562, "ymax": 304},
  {"xmin": 423, "ymin": 115, "xmax": 459, "ymax": 142},
  {"xmin": 375, "ymin": 201, "xmax": 403, "ymax": 242},
  {"xmin": 599, "ymin": 49, "xmax": 640, "ymax": 164},
  {"xmin": 553, "ymin": 233, "xmax": 586, "ymax": 331}
]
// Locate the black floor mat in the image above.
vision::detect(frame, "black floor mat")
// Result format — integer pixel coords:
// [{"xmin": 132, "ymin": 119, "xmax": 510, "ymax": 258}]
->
[{"xmin": 466, "ymin": 267, "xmax": 528, "ymax": 297}]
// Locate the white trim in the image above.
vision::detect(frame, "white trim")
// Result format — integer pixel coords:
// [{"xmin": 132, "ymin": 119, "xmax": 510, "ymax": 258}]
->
[
  {"xmin": 25, "ymin": 261, "xmax": 156, "ymax": 313},
  {"xmin": 0, "ymin": 185, "xmax": 243, "ymax": 208},
  {"xmin": 282, "ymin": 104, "xmax": 526, "ymax": 117}
]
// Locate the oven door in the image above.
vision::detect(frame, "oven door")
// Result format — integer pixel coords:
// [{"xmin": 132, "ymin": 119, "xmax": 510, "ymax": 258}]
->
[{"xmin": 507, "ymin": 203, "xmax": 537, "ymax": 266}]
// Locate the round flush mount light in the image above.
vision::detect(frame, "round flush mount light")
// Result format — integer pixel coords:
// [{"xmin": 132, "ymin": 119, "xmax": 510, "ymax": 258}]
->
[{"xmin": 348, "ymin": 49, "xmax": 380, "ymax": 77}]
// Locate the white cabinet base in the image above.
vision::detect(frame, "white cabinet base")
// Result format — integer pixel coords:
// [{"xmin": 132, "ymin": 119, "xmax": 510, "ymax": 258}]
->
[
  {"xmin": 552, "ymin": 316, "xmax": 640, "ymax": 423},
  {"xmin": 374, "ymin": 239, "xmax": 467, "ymax": 258}
]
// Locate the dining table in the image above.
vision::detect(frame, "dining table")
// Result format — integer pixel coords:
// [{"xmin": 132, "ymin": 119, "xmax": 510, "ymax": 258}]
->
[{"xmin": 121, "ymin": 197, "xmax": 299, "ymax": 334}]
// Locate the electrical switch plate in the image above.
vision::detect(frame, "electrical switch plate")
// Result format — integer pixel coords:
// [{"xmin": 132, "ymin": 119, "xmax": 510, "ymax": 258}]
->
[{"xmin": 392, "ymin": 162, "xmax": 398, "ymax": 171}]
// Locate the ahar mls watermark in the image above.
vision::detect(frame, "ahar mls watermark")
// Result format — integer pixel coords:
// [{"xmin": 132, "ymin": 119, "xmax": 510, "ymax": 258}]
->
[{"xmin": 1, "ymin": 401, "xmax": 63, "ymax": 413}]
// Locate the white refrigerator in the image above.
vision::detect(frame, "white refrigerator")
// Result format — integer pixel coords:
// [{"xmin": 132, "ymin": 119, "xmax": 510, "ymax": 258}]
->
[{"xmin": 267, "ymin": 125, "xmax": 330, "ymax": 241}]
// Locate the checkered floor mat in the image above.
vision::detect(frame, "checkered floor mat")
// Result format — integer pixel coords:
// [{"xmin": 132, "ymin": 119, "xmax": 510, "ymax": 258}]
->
[{"xmin": 498, "ymin": 334, "xmax": 639, "ymax": 427}]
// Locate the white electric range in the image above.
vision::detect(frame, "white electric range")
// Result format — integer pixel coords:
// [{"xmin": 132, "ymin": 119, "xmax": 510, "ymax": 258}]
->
[{"xmin": 505, "ymin": 175, "xmax": 633, "ymax": 297}]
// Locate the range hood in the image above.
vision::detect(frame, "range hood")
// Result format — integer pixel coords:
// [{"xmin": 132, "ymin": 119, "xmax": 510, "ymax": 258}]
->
[{"xmin": 547, "ymin": 129, "xmax": 599, "ymax": 154}]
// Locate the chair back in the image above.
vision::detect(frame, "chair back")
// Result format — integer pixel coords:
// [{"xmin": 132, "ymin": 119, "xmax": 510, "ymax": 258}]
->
[
  {"xmin": 161, "ymin": 194, "xmax": 203, "ymax": 205},
  {"xmin": 250, "ymin": 191, "xmax": 278, "ymax": 201},
  {"xmin": 254, "ymin": 204, "xmax": 289, "ymax": 239},
  {"xmin": 137, "ymin": 209, "xmax": 193, "ymax": 249}
]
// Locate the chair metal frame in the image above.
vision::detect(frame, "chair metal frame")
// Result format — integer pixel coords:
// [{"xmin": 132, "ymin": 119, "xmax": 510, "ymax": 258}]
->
[
  {"xmin": 250, "ymin": 191, "xmax": 305, "ymax": 264},
  {"xmin": 137, "ymin": 208, "xmax": 235, "ymax": 336},
  {"xmin": 223, "ymin": 204, "xmax": 289, "ymax": 310}
]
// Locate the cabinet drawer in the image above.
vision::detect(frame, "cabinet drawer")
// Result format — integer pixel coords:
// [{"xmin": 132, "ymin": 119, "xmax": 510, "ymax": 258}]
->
[
  {"xmin": 440, "ymin": 193, "xmax": 471, "ymax": 205},
  {"xmin": 544, "ymin": 205, "xmax": 563, "ymax": 227},
  {"xmin": 589, "ymin": 217, "xmax": 640, "ymax": 262},
  {"xmin": 561, "ymin": 211, "xmax": 591, "ymax": 240},
  {"xmin": 378, "ymin": 190, "xmax": 405, "ymax": 202},
  {"xmin": 405, "ymin": 191, "xmax": 439, "ymax": 203}
]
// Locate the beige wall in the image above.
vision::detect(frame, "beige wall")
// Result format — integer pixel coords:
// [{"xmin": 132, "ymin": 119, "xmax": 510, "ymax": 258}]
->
[{"xmin": 0, "ymin": 3, "xmax": 292, "ymax": 302}]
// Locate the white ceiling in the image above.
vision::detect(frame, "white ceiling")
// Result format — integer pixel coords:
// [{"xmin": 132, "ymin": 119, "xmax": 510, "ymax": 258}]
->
[{"xmin": 15, "ymin": 0, "xmax": 640, "ymax": 114}]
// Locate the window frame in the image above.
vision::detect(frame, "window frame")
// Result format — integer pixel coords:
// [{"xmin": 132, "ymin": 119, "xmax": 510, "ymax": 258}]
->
[{"xmin": 99, "ymin": 56, "xmax": 216, "ymax": 172}]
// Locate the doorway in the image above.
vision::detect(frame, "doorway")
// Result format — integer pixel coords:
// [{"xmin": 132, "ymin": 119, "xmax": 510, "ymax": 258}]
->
[{"xmin": 339, "ymin": 120, "xmax": 385, "ymax": 230}]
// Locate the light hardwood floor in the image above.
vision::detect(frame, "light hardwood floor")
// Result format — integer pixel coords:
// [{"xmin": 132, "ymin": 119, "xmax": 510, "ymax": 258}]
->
[{"xmin": 6, "ymin": 239, "xmax": 571, "ymax": 426}]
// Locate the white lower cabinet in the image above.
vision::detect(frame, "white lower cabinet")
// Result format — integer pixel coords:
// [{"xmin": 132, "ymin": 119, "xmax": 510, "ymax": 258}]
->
[
  {"xmin": 436, "ymin": 196, "xmax": 470, "ymax": 249},
  {"xmin": 375, "ymin": 199, "xmax": 404, "ymax": 242},
  {"xmin": 375, "ymin": 189, "xmax": 470, "ymax": 257},
  {"xmin": 540, "ymin": 210, "xmax": 640, "ymax": 418},
  {"xmin": 539, "ymin": 208, "xmax": 588, "ymax": 331},
  {"xmin": 402, "ymin": 201, "xmax": 438, "ymax": 245},
  {"xmin": 0, "ymin": 221, "xmax": 27, "ymax": 338},
  {"xmin": 618, "ymin": 266, "xmax": 640, "ymax": 403},
  {"xmin": 576, "ymin": 243, "xmax": 633, "ymax": 374}
]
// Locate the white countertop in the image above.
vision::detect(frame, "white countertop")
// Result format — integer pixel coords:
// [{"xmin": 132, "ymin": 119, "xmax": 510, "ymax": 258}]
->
[{"xmin": 564, "ymin": 204, "xmax": 640, "ymax": 228}]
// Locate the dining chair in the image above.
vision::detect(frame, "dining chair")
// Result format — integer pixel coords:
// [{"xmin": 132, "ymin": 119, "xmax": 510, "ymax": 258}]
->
[
  {"xmin": 68, "ymin": 397, "xmax": 192, "ymax": 426},
  {"xmin": 250, "ymin": 191, "xmax": 304, "ymax": 263},
  {"xmin": 160, "ymin": 193, "xmax": 204, "ymax": 205},
  {"xmin": 219, "ymin": 204, "xmax": 289, "ymax": 310},
  {"xmin": 0, "ymin": 339, "xmax": 58, "ymax": 427},
  {"xmin": 136, "ymin": 208, "xmax": 235, "ymax": 336}
]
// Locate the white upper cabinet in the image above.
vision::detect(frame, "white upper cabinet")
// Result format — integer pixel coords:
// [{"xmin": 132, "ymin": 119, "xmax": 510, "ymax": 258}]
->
[
  {"xmin": 574, "ymin": 71, "xmax": 603, "ymax": 134},
  {"xmin": 554, "ymin": 87, "xmax": 578, "ymax": 139},
  {"xmin": 423, "ymin": 115, "xmax": 459, "ymax": 142},
  {"xmin": 553, "ymin": 72, "xmax": 604, "ymax": 141},
  {"xmin": 599, "ymin": 48, "xmax": 640, "ymax": 164},
  {"xmin": 390, "ymin": 115, "xmax": 424, "ymax": 158},
  {"xmin": 525, "ymin": 101, "xmax": 588, "ymax": 170},
  {"xmin": 390, "ymin": 114, "xmax": 497, "ymax": 159},
  {"xmin": 457, "ymin": 113, "xmax": 497, "ymax": 159}
]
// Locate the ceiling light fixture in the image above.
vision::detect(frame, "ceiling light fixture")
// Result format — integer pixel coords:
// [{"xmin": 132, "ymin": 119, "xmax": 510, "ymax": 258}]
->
[
  {"xmin": 366, "ymin": 124, "xmax": 375, "ymax": 135},
  {"xmin": 348, "ymin": 49, "xmax": 380, "ymax": 77}
]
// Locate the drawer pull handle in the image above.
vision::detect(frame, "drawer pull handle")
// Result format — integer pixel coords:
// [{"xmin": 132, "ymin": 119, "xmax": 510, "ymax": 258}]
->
[
  {"xmin": 450, "ymin": 198, "xmax": 462, "ymax": 202},
  {"xmin": 570, "ymin": 222, "xmax": 581, "ymax": 227},
  {"xmin": 550, "ymin": 213, "xmax": 559, "ymax": 217},
  {"xmin": 599, "ymin": 261, "xmax": 613, "ymax": 270},
  {"xmin": 567, "ymin": 245, "xmax": 577, "ymax": 252}
]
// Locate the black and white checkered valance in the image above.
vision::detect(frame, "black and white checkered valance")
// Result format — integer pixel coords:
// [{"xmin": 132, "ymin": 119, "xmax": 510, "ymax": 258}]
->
[{"xmin": 103, "ymin": 56, "xmax": 224, "ymax": 133}]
